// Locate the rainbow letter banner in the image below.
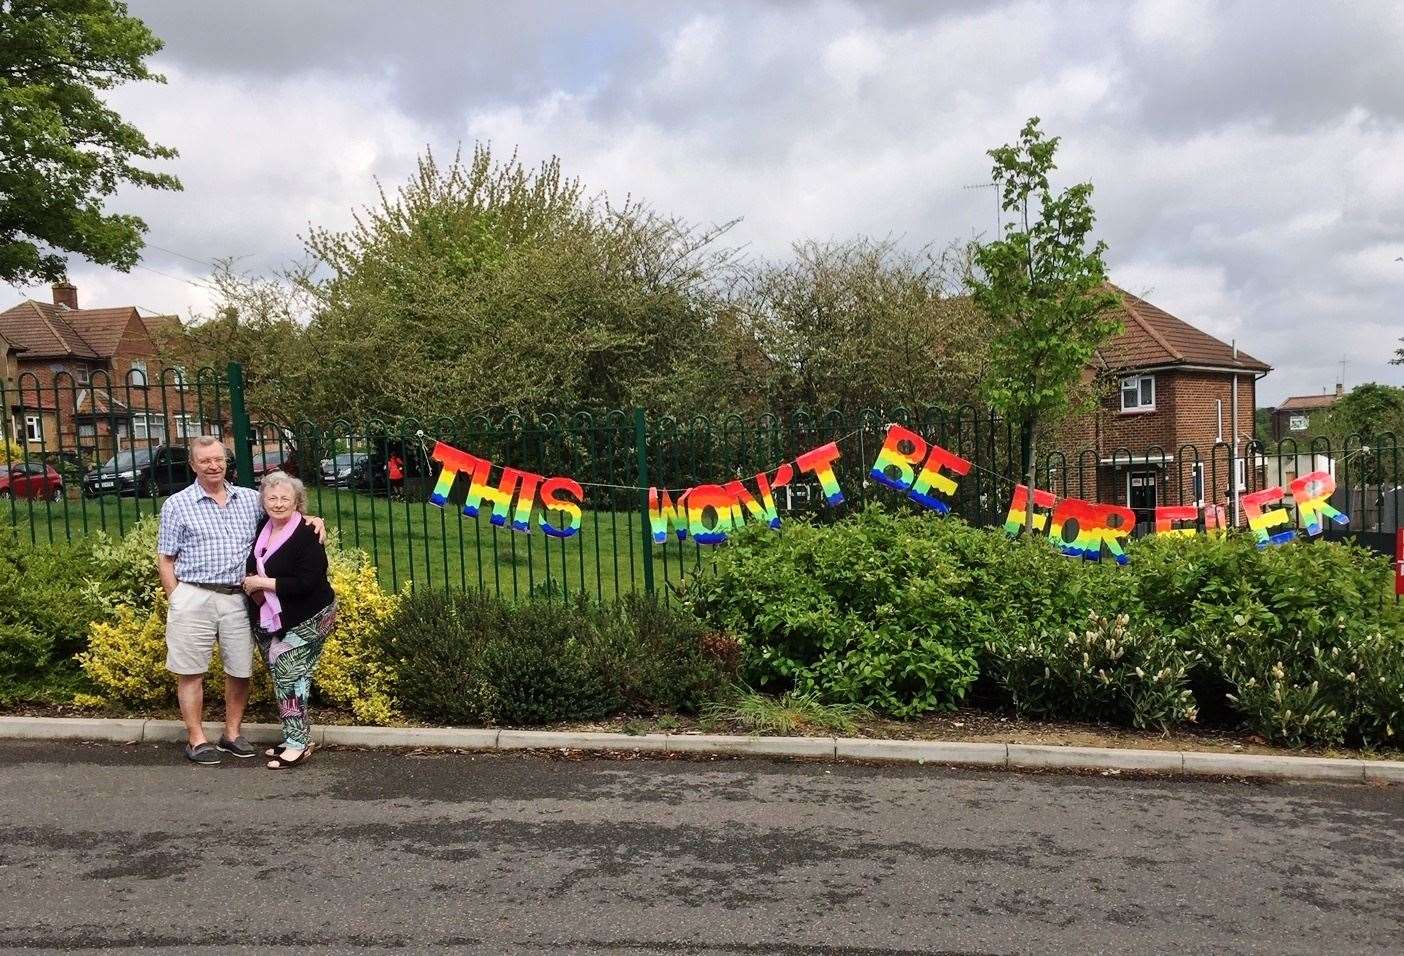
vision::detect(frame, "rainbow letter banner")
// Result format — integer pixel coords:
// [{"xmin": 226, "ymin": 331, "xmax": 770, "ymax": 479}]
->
[{"xmin": 426, "ymin": 430, "xmax": 1350, "ymax": 561}]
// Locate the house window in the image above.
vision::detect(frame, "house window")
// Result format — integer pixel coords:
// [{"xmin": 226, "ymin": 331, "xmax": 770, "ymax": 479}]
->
[
  {"xmin": 128, "ymin": 359, "xmax": 148, "ymax": 388},
  {"xmin": 75, "ymin": 366, "xmax": 90, "ymax": 385},
  {"xmin": 78, "ymin": 423, "xmax": 96, "ymax": 438},
  {"xmin": 24, "ymin": 415, "xmax": 42, "ymax": 443},
  {"xmin": 132, "ymin": 413, "xmax": 166, "ymax": 443},
  {"xmin": 1120, "ymin": 375, "xmax": 1155, "ymax": 412},
  {"xmin": 170, "ymin": 365, "xmax": 188, "ymax": 390},
  {"xmin": 174, "ymin": 414, "xmax": 201, "ymax": 439},
  {"xmin": 1289, "ymin": 414, "xmax": 1309, "ymax": 432}
]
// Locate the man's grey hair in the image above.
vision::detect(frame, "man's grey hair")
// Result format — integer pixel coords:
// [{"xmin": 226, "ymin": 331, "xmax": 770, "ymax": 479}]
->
[
  {"xmin": 189, "ymin": 435, "xmax": 224, "ymax": 455},
  {"xmin": 259, "ymin": 470, "xmax": 307, "ymax": 512}
]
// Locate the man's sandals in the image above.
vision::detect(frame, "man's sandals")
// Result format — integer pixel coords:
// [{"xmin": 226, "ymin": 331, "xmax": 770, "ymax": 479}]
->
[{"xmin": 265, "ymin": 743, "xmax": 315, "ymax": 770}]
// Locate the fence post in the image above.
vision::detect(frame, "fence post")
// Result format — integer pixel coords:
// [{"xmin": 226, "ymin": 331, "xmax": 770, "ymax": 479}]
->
[
  {"xmin": 634, "ymin": 407, "xmax": 655, "ymax": 595},
  {"xmin": 227, "ymin": 362, "xmax": 255, "ymax": 487}
]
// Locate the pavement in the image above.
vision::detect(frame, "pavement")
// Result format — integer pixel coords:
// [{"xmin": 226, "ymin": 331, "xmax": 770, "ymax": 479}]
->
[{"xmin": 1, "ymin": 741, "xmax": 1401, "ymax": 954}]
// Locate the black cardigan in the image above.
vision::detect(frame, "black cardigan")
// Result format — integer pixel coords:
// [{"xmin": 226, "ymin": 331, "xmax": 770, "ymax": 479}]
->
[{"xmin": 245, "ymin": 517, "xmax": 336, "ymax": 634}]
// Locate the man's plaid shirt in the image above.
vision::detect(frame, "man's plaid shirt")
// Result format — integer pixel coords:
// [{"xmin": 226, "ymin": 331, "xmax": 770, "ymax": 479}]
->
[{"xmin": 157, "ymin": 481, "xmax": 264, "ymax": 585}]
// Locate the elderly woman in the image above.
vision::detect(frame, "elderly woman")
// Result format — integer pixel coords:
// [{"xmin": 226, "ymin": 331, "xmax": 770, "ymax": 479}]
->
[{"xmin": 242, "ymin": 470, "xmax": 337, "ymax": 769}]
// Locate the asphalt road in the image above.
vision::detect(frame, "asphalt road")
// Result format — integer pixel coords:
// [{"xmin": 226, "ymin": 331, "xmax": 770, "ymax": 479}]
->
[{"xmin": 0, "ymin": 742, "xmax": 1400, "ymax": 955}]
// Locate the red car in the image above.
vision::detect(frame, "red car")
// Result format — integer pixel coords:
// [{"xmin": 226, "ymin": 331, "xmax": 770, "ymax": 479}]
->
[{"xmin": 2, "ymin": 462, "xmax": 64, "ymax": 501}]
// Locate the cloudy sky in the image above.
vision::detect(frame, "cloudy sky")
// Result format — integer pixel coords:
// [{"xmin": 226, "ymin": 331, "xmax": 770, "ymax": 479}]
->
[{"xmin": 16, "ymin": 0, "xmax": 1404, "ymax": 405}]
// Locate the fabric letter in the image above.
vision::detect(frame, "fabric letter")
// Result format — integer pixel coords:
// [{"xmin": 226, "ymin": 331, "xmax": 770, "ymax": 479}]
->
[
  {"xmin": 869, "ymin": 425, "xmax": 926, "ymax": 493},
  {"xmin": 648, "ymin": 488, "xmax": 689, "ymax": 544},
  {"xmin": 908, "ymin": 443, "xmax": 971, "ymax": 514},
  {"xmin": 1241, "ymin": 486, "xmax": 1294, "ymax": 547},
  {"xmin": 539, "ymin": 477, "xmax": 584, "ymax": 538},
  {"xmin": 1288, "ymin": 470, "xmax": 1348, "ymax": 537},
  {"xmin": 1154, "ymin": 505, "xmax": 1198, "ymax": 537},
  {"xmin": 687, "ymin": 483, "xmax": 737, "ymax": 545},
  {"xmin": 796, "ymin": 442, "xmax": 845, "ymax": 506},
  {"xmin": 1003, "ymin": 484, "xmax": 1057, "ymax": 536},
  {"xmin": 428, "ymin": 442, "xmax": 481, "ymax": 508}
]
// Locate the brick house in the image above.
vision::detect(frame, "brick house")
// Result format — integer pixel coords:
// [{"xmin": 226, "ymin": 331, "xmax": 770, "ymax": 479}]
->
[
  {"xmin": 1057, "ymin": 287, "xmax": 1271, "ymax": 527},
  {"xmin": 1270, "ymin": 387, "xmax": 1341, "ymax": 441},
  {"xmin": 0, "ymin": 282, "xmax": 202, "ymax": 463}
]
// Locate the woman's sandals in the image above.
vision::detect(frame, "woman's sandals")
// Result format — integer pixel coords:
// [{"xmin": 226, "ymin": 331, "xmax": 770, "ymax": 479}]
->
[{"xmin": 266, "ymin": 743, "xmax": 314, "ymax": 770}]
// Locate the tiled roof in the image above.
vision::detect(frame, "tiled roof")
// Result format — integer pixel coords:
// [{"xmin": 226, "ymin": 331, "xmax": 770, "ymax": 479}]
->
[
  {"xmin": 1276, "ymin": 394, "xmax": 1339, "ymax": 412},
  {"xmin": 0, "ymin": 300, "xmax": 141, "ymax": 359},
  {"xmin": 1095, "ymin": 287, "xmax": 1271, "ymax": 374}
]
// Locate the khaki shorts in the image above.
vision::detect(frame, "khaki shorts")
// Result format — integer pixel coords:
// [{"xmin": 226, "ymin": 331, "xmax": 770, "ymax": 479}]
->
[{"xmin": 165, "ymin": 583, "xmax": 255, "ymax": 679}]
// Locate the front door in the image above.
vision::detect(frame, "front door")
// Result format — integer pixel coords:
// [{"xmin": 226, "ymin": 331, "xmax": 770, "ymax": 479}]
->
[{"xmin": 1128, "ymin": 471, "xmax": 1157, "ymax": 532}]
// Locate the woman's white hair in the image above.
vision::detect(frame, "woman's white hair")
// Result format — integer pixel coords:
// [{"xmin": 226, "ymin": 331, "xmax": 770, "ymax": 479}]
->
[{"xmin": 259, "ymin": 470, "xmax": 307, "ymax": 512}]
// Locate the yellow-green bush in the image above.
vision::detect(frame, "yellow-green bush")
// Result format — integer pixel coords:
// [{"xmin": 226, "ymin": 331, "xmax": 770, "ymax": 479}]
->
[
  {"xmin": 78, "ymin": 591, "xmax": 272, "ymax": 707},
  {"xmin": 315, "ymin": 547, "xmax": 402, "ymax": 724},
  {"xmin": 79, "ymin": 542, "xmax": 400, "ymax": 721}
]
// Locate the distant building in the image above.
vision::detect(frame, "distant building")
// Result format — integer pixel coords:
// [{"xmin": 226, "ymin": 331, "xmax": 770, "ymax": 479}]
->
[
  {"xmin": 1058, "ymin": 287, "xmax": 1271, "ymax": 527},
  {"xmin": 0, "ymin": 282, "xmax": 199, "ymax": 462},
  {"xmin": 1270, "ymin": 386, "xmax": 1343, "ymax": 441}
]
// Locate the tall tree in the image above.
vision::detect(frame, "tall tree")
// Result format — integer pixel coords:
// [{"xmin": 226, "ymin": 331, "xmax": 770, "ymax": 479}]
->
[
  {"xmin": 966, "ymin": 117, "xmax": 1119, "ymax": 534},
  {"xmin": 0, "ymin": 0, "xmax": 180, "ymax": 285},
  {"xmin": 1392, "ymin": 337, "xmax": 1402, "ymax": 365}
]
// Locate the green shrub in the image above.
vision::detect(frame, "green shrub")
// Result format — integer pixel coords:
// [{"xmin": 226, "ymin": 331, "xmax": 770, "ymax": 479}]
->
[
  {"xmin": 0, "ymin": 527, "xmax": 107, "ymax": 671},
  {"xmin": 379, "ymin": 589, "xmax": 731, "ymax": 726},
  {"xmin": 983, "ymin": 611, "xmax": 1199, "ymax": 731},
  {"xmin": 683, "ymin": 508, "xmax": 1005, "ymax": 716}
]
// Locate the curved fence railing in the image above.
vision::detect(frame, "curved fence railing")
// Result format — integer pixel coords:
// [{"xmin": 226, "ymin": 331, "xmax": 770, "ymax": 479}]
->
[{"xmin": 3, "ymin": 364, "xmax": 1398, "ymax": 599}]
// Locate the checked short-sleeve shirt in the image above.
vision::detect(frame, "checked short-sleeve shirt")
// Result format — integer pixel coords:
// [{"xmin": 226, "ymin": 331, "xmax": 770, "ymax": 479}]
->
[{"xmin": 157, "ymin": 481, "xmax": 265, "ymax": 585}]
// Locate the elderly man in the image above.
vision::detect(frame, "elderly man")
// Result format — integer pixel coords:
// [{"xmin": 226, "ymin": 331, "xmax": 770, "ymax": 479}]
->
[{"xmin": 157, "ymin": 436, "xmax": 325, "ymax": 765}]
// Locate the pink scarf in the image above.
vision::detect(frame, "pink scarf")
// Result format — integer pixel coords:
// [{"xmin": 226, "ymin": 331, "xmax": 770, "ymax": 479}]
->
[{"xmin": 253, "ymin": 514, "xmax": 301, "ymax": 633}]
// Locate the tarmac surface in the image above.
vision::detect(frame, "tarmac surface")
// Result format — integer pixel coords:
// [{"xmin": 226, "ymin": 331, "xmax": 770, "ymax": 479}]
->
[{"xmin": 0, "ymin": 741, "xmax": 1400, "ymax": 955}]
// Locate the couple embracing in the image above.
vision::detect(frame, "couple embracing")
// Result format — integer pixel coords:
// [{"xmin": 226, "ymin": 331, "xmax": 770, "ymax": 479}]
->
[{"xmin": 157, "ymin": 435, "xmax": 336, "ymax": 769}]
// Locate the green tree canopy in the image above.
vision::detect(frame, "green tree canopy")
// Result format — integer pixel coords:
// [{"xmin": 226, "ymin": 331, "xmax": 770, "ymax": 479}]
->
[
  {"xmin": 0, "ymin": 0, "xmax": 180, "ymax": 285},
  {"xmin": 965, "ymin": 117, "xmax": 1119, "ymax": 527}
]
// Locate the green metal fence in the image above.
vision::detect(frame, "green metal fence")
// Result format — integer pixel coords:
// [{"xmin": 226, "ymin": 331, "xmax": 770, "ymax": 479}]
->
[{"xmin": 3, "ymin": 363, "xmax": 1399, "ymax": 598}]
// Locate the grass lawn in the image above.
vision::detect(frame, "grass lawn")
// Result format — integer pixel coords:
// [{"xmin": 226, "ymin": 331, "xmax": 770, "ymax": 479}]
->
[{"xmin": 4, "ymin": 486, "xmax": 715, "ymax": 600}]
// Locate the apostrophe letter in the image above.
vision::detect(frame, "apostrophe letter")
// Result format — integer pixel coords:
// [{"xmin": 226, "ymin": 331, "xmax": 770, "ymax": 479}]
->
[
  {"xmin": 648, "ymin": 487, "xmax": 689, "ymax": 544},
  {"xmin": 539, "ymin": 477, "xmax": 584, "ymax": 538},
  {"xmin": 796, "ymin": 442, "xmax": 845, "ymax": 506},
  {"xmin": 908, "ymin": 443, "xmax": 972, "ymax": 514},
  {"xmin": 1154, "ymin": 505, "xmax": 1199, "ymax": 537},
  {"xmin": 687, "ymin": 484, "xmax": 738, "ymax": 545},
  {"xmin": 1003, "ymin": 484, "xmax": 1056, "ymax": 536},
  {"xmin": 869, "ymin": 425, "xmax": 926, "ymax": 493},
  {"xmin": 1241, "ymin": 486, "xmax": 1294, "ymax": 547},
  {"xmin": 428, "ymin": 441, "xmax": 480, "ymax": 508},
  {"xmin": 1288, "ymin": 470, "xmax": 1349, "ymax": 536}
]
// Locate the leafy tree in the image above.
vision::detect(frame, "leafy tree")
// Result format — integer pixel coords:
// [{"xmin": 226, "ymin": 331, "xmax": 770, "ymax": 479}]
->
[
  {"xmin": 1322, "ymin": 382, "xmax": 1404, "ymax": 484},
  {"xmin": 1392, "ymin": 337, "xmax": 1402, "ymax": 365},
  {"xmin": 738, "ymin": 238, "xmax": 990, "ymax": 414},
  {"xmin": 0, "ymin": 0, "xmax": 180, "ymax": 285},
  {"xmin": 294, "ymin": 145, "xmax": 744, "ymax": 420},
  {"xmin": 966, "ymin": 117, "xmax": 1119, "ymax": 533}
]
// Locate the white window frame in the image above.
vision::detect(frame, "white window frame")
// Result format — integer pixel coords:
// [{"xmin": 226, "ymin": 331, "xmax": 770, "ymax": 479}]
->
[
  {"xmin": 128, "ymin": 359, "xmax": 148, "ymax": 388},
  {"xmin": 24, "ymin": 415, "xmax": 42, "ymax": 443},
  {"xmin": 1120, "ymin": 374, "xmax": 1155, "ymax": 412},
  {"xmin": 174, "ymin": 414, "xmax": 201, "ymax": 439},
  {"xmin": 74, "ymin": 365, "xmax": 90, "ymax": 385},
  {"xmin": 170, "ymin": 365, "xmax": 189, "ymax": 390},
  {"xmin": 132, "ymin": 412, "xmax": 166, "ymax": 443}
]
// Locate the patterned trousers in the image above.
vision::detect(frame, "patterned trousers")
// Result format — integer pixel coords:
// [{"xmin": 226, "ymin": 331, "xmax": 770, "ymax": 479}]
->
[{"xmin": 253, "ymin": 602, "xmax": 337, "ymax": 748}]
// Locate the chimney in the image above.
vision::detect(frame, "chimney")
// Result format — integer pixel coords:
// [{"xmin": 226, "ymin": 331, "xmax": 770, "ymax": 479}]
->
[{"xmin": 51, "ymin": 281, "xmax": 78, "ymax": 310}]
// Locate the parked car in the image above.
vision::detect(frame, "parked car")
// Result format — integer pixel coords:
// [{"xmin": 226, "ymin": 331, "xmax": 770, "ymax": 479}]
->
[
  {"xmin": 320, "ymin": 452, "xmax": 368, "ymax": 487},
  {"xmin": 250, "ymin": 447, "xmax": 300, "ymax": 479},
  {"xmin": 2, "ymin": 462, "xmax": 64, "ymax": 501},
  {"xmin": 82, "ymin": 445, "xmax": 193, "ymax": 499}
]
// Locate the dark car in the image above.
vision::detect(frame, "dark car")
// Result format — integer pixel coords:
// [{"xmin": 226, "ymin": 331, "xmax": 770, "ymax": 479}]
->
[
  {"xmin": 250, "ymin": 447, "xmax": 300, "ymax": 480},
  {"xmin": 82, "ymin": 446, "xmax": 192, "ymax": 499},
  {"xmin": 319, "ymin": 452, "xmax": 368, "ymax": 487},
  {"xmin": 1, "ymin": 462, "xmax": 64, "ymax": 501}
]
